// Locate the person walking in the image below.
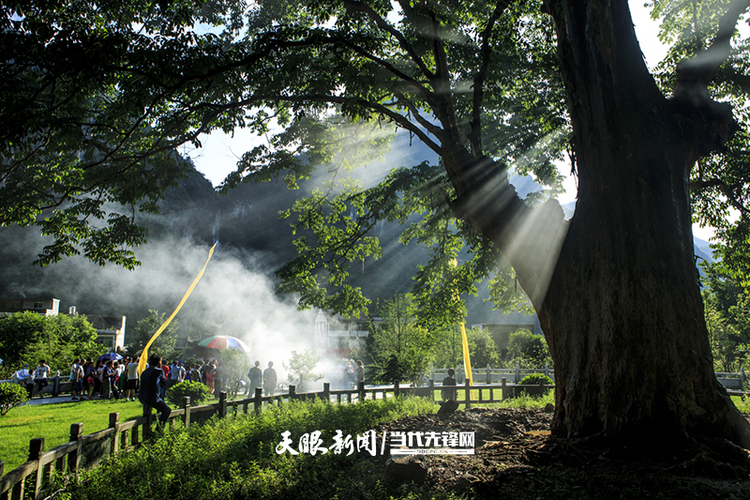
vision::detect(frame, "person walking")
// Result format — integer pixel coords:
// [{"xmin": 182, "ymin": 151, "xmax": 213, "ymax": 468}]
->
[
  {"xmin": 247, "ymin": 361, "xmax": 262, "ymax": 396},
  {"xmin": 70, "ymin": 359, "xmax": 84, "ymax": 400},
  {"xmin": 263, "ymin": 361, "xmax": 277, "ymax": 397},
  {"xmin": 355, "ymin": 360, "xmax": 365, "ymax": 386},
  {"xmin": 138, "ymin": 354, "xmax": 171, "ymax": 429},
  {"xmin": 20, "ymin": 365, "xmax": 34, "ymax": 398}
]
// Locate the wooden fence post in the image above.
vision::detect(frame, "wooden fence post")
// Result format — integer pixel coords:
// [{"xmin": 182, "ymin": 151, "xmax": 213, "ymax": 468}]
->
[
  {"xmin": 394, "ymin": 381, "xmax": 400, "ymax": 398},
  {"xmin": 29, "ymin": 438, "xmax": 44, "ymax": 499},
  {"xmin": 68, "ymin": 423, "xmax": 83, "ymax": 475},
  {"xmin": 429, "ymin": 379, "xmax": 435, "ymax": 400},
  {"xmin": 254, "ymin": 387, "xmax": 262, "ymax": 415},
  {"xmin": 109, "ymin": 413, "xmax": 120, "ymax": 456},
  {"xmin": 182, "ymin": 397, "xmax": 191, "ymax": 428},
  {"xmin": 501, "ymin": 378, "xmax": 507, "ymax": 400},
  {"xmin": 486, "ymin": 365, "xmax": 491, "ymax": 384},
  {"xmin": 143, "ymin": 405, "xmax": 152, "ymax": 439},
  {"xmin": 464, "ymin": 379, "xmax": 471, "ymax": 408},
  {"xmin": 218, "ymin": 392, "xmax": 228, "ymax": 419},
  {"xmin": 288, "ymin": 385, "xmax": 296, "ymax": 401},
  {"xmin": 323, "ymin": 382, "xmax": 330, "ymax": 402}
]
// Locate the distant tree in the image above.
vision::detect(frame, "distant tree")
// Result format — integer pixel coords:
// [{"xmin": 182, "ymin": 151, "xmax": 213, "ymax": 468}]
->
[
  {"xmin": 367, "ymin": 294, "xmax": 435, "ymax": 385},
  {"xmin": 702, "ymin": 261, "xmax": 750, "ymax": 372},
  {"xmin": 506, "ymin": 329, "xmax": 551, "ymax": 369},
  {"xmin": 0, "ymin": 312, "xmax": 104, "ymax": 372},
  {"xmin": 466, "ymin": 328, "xmax": 500, "ymax": 368},
  {"xmin": 431, "ymin": 326, "xmax": 462, "ymax": 369},
  {"xmin": 282, "ymin": 349, "xmax": 324, "ymax": 391},
  {"xmin": 128, "ymin": 310, "xmax": 179, "ymax": 361}
]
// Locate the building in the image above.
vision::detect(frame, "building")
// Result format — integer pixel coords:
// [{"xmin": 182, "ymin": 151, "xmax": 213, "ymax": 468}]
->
[
  {"xmin": 86, "ymin": 315, "xmax": 127, "ymax": 351},
  {"xmin": 314, "ymin": 310, "xmax": 369, "ymax": 357},
  {"xmin": 0, "ymin": 297, "xmax": 60, "ymax": 317},
  {"xmin": 471, "ymin": 312, "xmax": 542, "ymax": 356}
]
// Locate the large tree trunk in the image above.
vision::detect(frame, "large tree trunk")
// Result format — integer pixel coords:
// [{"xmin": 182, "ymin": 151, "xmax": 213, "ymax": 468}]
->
[{"xmin": 530, "ymin": 0, "xmax": 750, "ymax": 449}]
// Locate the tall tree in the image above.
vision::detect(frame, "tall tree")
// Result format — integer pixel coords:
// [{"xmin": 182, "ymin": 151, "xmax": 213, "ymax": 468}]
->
[
  {"xmin": 367, "ymin": 294, "xmax": 435, "ymax": 385},
  {"xmin": 0, "ymin": 312, "xmax": 104, "ymax": 372},
  {"xmin": 128, "ymin": 310, "xmax": 179, "ymax": 360},
  {"xmin": 6, "ymin": 0, "xmax": 750, "ymax": 453}
]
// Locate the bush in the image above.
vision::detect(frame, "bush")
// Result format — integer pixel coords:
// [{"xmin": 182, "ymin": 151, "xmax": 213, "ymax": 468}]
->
[
  {"xmin": 519, "ymin": 373, "xmax": 554, "ymax": 386},
  {"xmin": 166, "ymin": 380, "xmax": 210, "ymax": 407},
  {"xmin": 0, "ymin": 382, "xmax": 29, "ymax": 416}
]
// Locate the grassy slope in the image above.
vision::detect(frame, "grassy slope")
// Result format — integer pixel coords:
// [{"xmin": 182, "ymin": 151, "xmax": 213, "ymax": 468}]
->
[
  {"xmin": 65, "ymin": 396, "xmax": 440, "ymax": 500},
  {"xmin": 0, "ymin": 399, "xmax": 144, "ymax": 471}
]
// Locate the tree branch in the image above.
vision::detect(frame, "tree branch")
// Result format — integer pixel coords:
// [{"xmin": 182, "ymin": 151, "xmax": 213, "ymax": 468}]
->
[
  {"xmin": 469, "ymin": 0, "xmax": 513, "ymax": 155},
  {"xmin": 690, "ymin": 177, "xmax": 750, "ymax": 216},
  {"xmin": 342, "ymin": 0, "xmax": 435, "ymax": 80},
  {"xmin": 675, "ymin": 0, "xmax": 750, "ymax": 99}
]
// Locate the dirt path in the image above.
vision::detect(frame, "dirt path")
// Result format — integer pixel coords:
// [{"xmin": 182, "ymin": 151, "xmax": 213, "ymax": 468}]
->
[{"xmin": 370, "ymin": 407, "xmax": 750, "ymax": 499}]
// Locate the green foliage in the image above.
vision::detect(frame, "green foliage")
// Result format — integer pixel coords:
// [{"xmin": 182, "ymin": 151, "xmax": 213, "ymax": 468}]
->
[
  {"xmin": 166, "ymin": 380, "xmax": 210, "ymax": 408},
  {"xmin": 282, "ymin": 349, "xmax": 323, "ymax": 390},
  {"xmin": 701, "ymin": 261, "xmax": 750, "ymax": 371},
  {"xmin": 645, "ymin": 1, "xmax": 750, "ymax": 283},
  {"xmin": 367, "ymin": 294, "xmax": 436, "ymax": 385},
  {"xmin": 0, "ymin": 0, "xmax": 248, "ymax": 267},
  {"xmin": 0, "ymin": 312, "xmax": 105, "ymax": 372},
  {"xmin": 0, "ymin": 382, "xmax": 29, "ymax": 416},
  {"xmin": 520, "ymin": 373, "xmax": 554, "ymax": 386},
  {"xmin": 466, "ymin": 327, "xmax": 500, "ymax": 368},
  {"xmin": 494, "ymin": 389, "xmax": 555, "ymax": 409},
  {"xmin": 65, "ymin": 396, "xmax": 437, "ymax": 500},
  {"xmin": 127, "ymin": 310, "xmax": 179, "ymax": 361},
  {"xmin": 506, "ymin": 329, "xmax": 551, "ymax": 368},
  {"xmin": 219, "ymin": 348, "xmax": 251, "ymax": 396}
]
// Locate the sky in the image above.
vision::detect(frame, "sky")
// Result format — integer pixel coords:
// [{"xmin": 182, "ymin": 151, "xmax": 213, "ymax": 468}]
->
[{"xmin": 187, "ymin": 2, "xmax": 721, "ymax": 241}]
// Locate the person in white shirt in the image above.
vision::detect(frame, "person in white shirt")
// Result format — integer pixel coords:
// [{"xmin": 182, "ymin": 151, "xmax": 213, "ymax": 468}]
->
[
  {"xmin": 34, "ymin": 360, "xmax": 50, "ymax": 399},
  {"xmin": 125, "ymin": 357, "xmax": 140, "ymax": 401}
]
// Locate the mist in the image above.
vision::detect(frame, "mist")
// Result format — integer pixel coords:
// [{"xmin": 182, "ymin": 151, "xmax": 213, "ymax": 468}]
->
[{"xmin": 0, "ymin": 219, "xmax": 319, "ymax": 384}]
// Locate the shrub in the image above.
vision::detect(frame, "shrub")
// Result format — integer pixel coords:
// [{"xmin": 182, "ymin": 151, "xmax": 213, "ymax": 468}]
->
[
  {"xmin": 166, "ymin": 380, "xmax": 210, "ymax": 407},
  {"xmin": 0, "ymin": 382, "xmax": 29, "ymax": 416},
  {"xmin": 520, "ymin": 373, "xmax": 554, "ymax": 386}
]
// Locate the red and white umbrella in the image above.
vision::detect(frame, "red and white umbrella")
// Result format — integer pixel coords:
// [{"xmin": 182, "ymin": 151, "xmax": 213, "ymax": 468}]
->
[{"xmin": 198, "ymin": 335, "xmax": 250, "ymax": 353}]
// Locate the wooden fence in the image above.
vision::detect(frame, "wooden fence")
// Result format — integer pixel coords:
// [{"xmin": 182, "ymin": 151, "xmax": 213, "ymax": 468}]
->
[
  {"xmin": 432, "ymin": 365, "xmax": 555, "ymax": 384},
  {"xmin": 0, "ymin": 377, "xmax": 552, "ymax": 500}
]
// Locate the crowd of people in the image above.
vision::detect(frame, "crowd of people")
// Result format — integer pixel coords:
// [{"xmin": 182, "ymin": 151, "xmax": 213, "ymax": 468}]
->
[{"xmin": 10, "ymin": 356, "xmax": 285, "ymax": 402}]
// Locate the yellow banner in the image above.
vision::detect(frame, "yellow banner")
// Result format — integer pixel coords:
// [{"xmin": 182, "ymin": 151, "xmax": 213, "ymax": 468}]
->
[
  {"xmin": 461, "ymin": 322, "xmax": 473, "ymax": 387},
  {"xmin": 138, "ymin": 243, "xmax": 217, "ymax": 376}
]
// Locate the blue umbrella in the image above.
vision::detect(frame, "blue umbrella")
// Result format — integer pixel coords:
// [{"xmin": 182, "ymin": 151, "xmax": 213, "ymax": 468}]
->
[{"xmin": 99, "ymin": 352, "xmax": 123, "ymax": 362}]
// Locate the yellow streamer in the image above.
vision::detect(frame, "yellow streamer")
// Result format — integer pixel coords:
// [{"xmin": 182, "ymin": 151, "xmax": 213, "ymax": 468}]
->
[
  {"xmin": 460, "ymin": 322, "xmax": 473, "ymax": 387},
  {"xmin": 138, "ymin": 243, "xmax": 217, "ymax": 376},
  {"xmin": 450, "ymin": 258, "xmax": 473, "ymax": 388}
]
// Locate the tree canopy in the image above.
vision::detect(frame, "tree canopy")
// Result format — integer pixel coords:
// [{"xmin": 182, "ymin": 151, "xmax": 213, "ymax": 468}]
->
[
  {"xmin": 0, "ymin": 312, "xmax": 104, "ymax": 372},
  {"xmin": 7, "ymin": 0, "xmax": 750, "ymax": 451}
]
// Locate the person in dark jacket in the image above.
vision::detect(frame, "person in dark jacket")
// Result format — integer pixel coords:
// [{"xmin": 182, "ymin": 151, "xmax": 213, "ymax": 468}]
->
[
  {"xmin": 138, "ymin": 354, "xmax": 171, "ymax": 427},
  {"xmin": 441, "ymin": 368, "xmax": 457, "ymax": 401}
]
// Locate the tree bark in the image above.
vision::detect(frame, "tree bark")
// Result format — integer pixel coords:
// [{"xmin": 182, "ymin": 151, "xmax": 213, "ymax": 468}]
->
[{"xmin": 522, "ymin": 0, "xmax": 750, "ymax": 449}]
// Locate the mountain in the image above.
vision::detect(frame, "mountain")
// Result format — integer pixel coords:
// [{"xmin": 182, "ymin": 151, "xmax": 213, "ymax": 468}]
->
[{"xmin": 0, "ymin": 143, "xmax": 716, "ymax": 339}]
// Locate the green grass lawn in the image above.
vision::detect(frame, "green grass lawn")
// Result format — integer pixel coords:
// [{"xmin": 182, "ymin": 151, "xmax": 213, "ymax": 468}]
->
[{"xmin": 0, "ymin": 399, "xmax": 144, "ymax": 472}]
